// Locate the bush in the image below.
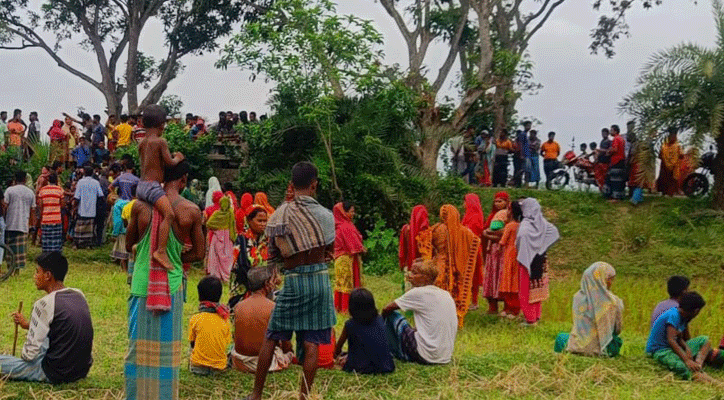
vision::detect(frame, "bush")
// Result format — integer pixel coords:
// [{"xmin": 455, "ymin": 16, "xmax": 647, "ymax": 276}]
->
[{"xmin": 362, "ymin": 220, "xmax": 399, "ymax": 276}]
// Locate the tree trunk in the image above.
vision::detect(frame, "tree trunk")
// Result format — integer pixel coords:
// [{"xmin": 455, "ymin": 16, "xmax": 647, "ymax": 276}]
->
[
  {"xmin": 126, "ymin": 18, "xmax": 141, "ymax": 114},
  {"xmin": 418, "ymin": 134, "xmax": 441, "ymax": 176},
  {"xmin": 712, "ymin": 132, "xmax": 724, "ymax": 210}
]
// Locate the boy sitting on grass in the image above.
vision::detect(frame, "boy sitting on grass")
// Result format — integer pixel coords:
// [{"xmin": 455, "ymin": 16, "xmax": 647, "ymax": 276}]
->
[
  {"xmin": 189, "ymin": 276, "xmax": 232, "ymax": 375},
  {"xmin": 137, "ymin": 104, "xmax": 184, "ymax": 271},
  {"xmin": 0, "ymin": 252, "xmax": 93, "ymax": 383},
  {"xmin": 646, "ymin": 291, "xmax": 723, "ymax": 381},
  {"xmin": 650, "ymin": 275, "xmax": 690, "ymax": 327},
  {"xmin": 382, "ymin": 259, "xmax": 457, "ymax": 365}
]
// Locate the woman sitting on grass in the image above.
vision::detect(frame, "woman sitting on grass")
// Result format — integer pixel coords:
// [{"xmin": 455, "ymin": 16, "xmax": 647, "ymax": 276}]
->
[
  {"xmin": 555, "ymin": 262, "xmax": 623, "ymax": 357},
  {"xmin": 334, "ymin": 288, "xmax": 394, "ymax": 374}
]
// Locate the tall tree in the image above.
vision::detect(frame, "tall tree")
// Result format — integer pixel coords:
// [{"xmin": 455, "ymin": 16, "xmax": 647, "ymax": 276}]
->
[
  {"xmin": 380, "ymin": 0, "xmax": 674, "ymax": 175},
  {"xmin": 0, "ymin": 0, "xmax": 268, "ymax": 115},
  {"xmin": 620, "ymin": 0, "xmax": 724, "ymax": 209},
  {"xmin": 217, "ymin": 0, "xmax": 386, "ymax": 198}
]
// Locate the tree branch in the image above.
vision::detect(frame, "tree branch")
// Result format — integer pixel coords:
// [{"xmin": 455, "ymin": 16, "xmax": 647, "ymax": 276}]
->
[
  {"xmin": 379, "ymin": 0, "xmax": 414, "ymax": 45},
  {"xmin": 522, "ymin": 0, "xmax": 565, "ymax": 49},
  {"xmin": 3, "ymin": 24, "xmax": 103, "ymax": 91},
  {"xmin": 140, "ymin": 47, "xmax": 180, "ymax": 107},
  {"xmin": 431, "ymin": 0, "xmax": 470, "ymax": 93}
]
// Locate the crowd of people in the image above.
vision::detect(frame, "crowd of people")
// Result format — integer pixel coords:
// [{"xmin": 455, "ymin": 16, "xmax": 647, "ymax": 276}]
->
[
  {"xmin": 0, "ymin": 103, "xmax": 722, "ymax": 400},
  {"xmin": 452, "ymin": 121, "xmax": 702, "ymax": 204}
]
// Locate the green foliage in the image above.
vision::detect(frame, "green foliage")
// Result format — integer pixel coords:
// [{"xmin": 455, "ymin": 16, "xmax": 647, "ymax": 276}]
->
[
  {"xmin": 112, "ymin": 123, "xmax": 214, "ymax": 182},
  {"xmin": 158, "ymin": 94, "xmax": 184, "ymax": 118},
  {"xmin": 363, "ymin": 219, "xmax": 399, "ymax": 276}
]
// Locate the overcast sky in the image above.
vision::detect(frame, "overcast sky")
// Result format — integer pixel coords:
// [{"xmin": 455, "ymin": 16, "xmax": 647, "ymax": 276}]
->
[{"xmin": 0, "ymin": 0, "xmax": 714, "ymax": 150}]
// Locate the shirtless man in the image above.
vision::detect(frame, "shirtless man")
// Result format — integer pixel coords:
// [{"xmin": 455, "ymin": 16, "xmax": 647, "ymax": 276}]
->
[
  {"xmin": 124, "ymin": 159, "xmax": 205, "ymax": 400},
  {"xmin": 137, "ymin": 104, "xmax": 184, "ymax": 270}
]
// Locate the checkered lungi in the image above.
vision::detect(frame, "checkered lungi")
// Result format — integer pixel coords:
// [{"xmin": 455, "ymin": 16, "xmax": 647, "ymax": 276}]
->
[
  {"xmin": 5, "ymin": 230, "xmax": 27, "ymax": 269},
  {"xmin": 111, "ymin": 234, "xmax": 129, "ymax": 260},
  {"xmin": 41, "ymin": 224, "xmax": 64, "ymax": 252},
  {"xmin": 124, "ymin": 290, "xmax": 183, "ymax": 400},
  {"xmin": 73, "ymin": 217, "xmax": 95, "ymax": 248},
  {"xmin": 267, "ymin": 263, "xmax": 336, "ymax": 332}
]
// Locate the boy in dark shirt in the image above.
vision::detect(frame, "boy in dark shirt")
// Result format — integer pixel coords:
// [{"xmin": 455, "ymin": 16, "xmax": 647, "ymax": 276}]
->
[{"xmin": 0, "ymin": 251, "xmax": 93, "ymax": 383}]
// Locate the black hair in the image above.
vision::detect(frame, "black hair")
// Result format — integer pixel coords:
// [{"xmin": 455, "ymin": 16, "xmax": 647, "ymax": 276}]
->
[
  {"xmin": 246, "ymin": 207, "xmax": 267, "ymax": 222},
  {"xmin": 249, "ymin": 111, "xmax": 257, "ymax": 117},
  {"xmin": 84, "ymin": 166, "xmax": 94, "ymax": 177},
  {"xmin": 93, "ymin": 114, "xmax": 101, "ymax": 122},
  {"xmin": 13, "ymin": 109, "xmax": 21, "ymax": 116},
  {"xmin": 164, "ymin": 160, "xmax": 191, "ymax": 183},
  {"xmin": 37, "ymin": 251, "xmax": 68, "ymax": 281},
  {"xmin": 667, "ymin": 126, "xmax": 678, "ymax": 134},
  {"xmin": 679, "ymin": 291, "xmax": 705, "ymax": 313},
  {"xmin": 14, "ymin": 170, "xmax": 26, "ymax": 183},
  {"xmin": 590, "ymin": 142, "xmax": 597, "ymax": 149},
  {"xmin": 342, "ymin": 201, "xmax": 353, "ymax": 212},
  {"xmin": 291, "ymin": 161, "xmax": 318, "ymax": 189},
  {"xmin": 667, "ymin": 276, "xmax": 690, "ymax": 298},
  {"xmin": 611, "ymin": 125, "xmax": 620, "ymax": 134},
  {"xmin": 52, "ymin": 161, "xmax": 63, "ymax": 170},
  {"xmin": 0, "ymin": 111, "xmax": 6, "ymax": 116},
  {"xmin": 197, "ymin": 276, "xmax": 222, "ymax": 303},
  {"xmin": 120, "ymin": 114, "xmax": 129, "ymax": 122},
  {"xmin": 510, "ymin": 200, "xmax": 523, "ymax": 222},
  {"xmin": 131, "ymin": 184, "xmax": 137, "ymax": 198},
  {"xmin": 239, "ymin": 111, "xmax": 248, "ymax": 123},
  {"xmin": 223, "ymin": 182, "xmax": 234, "ymax": 192},
  {"xmin": 348, "ymin": 288, "xmax": 378, "ymax": 325},
  {"xmin": 141, "ymin": 104, "xmax": 167, "ymax": 129},
  {"xmin": 185, "ymin": 113, "xmax": 194, "ymax": 119},
  {"xmin": 523, "ymin": 121, "xmax": 532, "ymax": 126},
  {"xmin": 48, "ymin": 173, "xmax": 58, "ymax": 184},
  {"xmin": 30, "ymin": 111, "xmax": 38, "ymax": 117},
  {"xmin": 580, "ymin": 143, "xmax": 588, "ymax": 149},
  {"xmin": 219, "ymin": 111, "xmax": 227, "ymax": 118},
  {"xmin": 601, "ymin": 128, "xmax": 610, "ymax": 134}
]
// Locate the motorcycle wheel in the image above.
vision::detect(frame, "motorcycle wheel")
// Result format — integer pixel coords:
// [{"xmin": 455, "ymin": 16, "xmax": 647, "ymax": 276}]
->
[
  {"xmin": 546, "ymin": 170, "xmax": 569, "ymax": 191},
  {"xmin": 682, "ymin": 173, "xmax": 709, "ymax": 198}
]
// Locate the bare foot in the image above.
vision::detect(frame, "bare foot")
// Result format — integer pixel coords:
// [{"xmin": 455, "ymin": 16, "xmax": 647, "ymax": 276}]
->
[{"xmin": 152, "ymin": 249, "xmax": 174, "ymax": 271}]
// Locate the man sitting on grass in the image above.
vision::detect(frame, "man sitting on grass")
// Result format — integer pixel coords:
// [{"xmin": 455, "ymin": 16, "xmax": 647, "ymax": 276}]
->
[
  {"xmin": 0, "ymin": 251, "xmax": 93, "ymax": 383},
  {"xmin": 650, "ymin": 275, "xmax": 689, "ymax": 328},
  {"xmin": 381, "ymin": 259, "xmax": 458, "ymax": 365},
  {"xmin": 646, "ymin": 291, "xmax": 723, "ymax": 381}
]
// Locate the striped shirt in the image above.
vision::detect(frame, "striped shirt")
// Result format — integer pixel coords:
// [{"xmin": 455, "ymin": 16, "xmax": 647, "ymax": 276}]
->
[{"xmin": 38, "ymin": 185, "xmax": 64, "ymax": 225}]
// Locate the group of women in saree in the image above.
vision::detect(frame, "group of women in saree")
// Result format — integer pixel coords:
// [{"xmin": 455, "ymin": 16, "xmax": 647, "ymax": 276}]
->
[
  {"xmin": 398, "ymin": 192, "xmax": 560, "ymax": 328},
  {"xmin": 201, "ymin": 176, "xmax": 275, "ymax": 284}
]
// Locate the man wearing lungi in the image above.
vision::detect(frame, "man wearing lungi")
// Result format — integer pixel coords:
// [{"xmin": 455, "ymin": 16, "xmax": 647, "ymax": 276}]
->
[
  {"xmin": 3, "ymin": 170, "xmax": 35, "ymax": 270},
  {"xmin": 243, "ymin": 161, "xmax": 336, "ymax": 400},
  {"xmin": 124, "ymin": 160, "xmax": 205, "ymax": 400}
]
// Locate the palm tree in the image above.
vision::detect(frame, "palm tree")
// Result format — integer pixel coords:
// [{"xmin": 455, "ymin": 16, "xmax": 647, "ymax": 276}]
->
[{"xmin": 620, "ymin": 0, "xmax": 724, "ymax": 209}]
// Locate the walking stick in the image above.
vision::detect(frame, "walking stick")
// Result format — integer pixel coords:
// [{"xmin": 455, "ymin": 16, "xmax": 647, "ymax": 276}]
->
[{"xmin": 12, "ymin": 301, "xmax": 23, "ymax": 357}]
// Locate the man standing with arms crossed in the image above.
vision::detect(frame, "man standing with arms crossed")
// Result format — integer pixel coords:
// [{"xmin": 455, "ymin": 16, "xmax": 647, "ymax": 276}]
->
[{"xmin": 243, "ymin": 161, "xmax": 336, "ymax": 400}]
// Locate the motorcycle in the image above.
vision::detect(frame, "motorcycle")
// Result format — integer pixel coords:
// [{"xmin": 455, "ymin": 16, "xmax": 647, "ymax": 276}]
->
[
  {"xmin": 546, "ymin": 151, "xmax": 597, "ymax": 191},
  {"xmin": 682, "ymin": 149, "xmax": 716, "ymax": 198}
]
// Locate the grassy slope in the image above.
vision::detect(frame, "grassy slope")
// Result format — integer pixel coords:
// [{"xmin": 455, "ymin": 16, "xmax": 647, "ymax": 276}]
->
[{"xmin": 1, "ymin": 191, "xmax": 724, "ymax": 399}]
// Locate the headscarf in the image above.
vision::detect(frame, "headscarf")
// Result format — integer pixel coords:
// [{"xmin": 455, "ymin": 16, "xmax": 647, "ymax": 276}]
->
[
  {"xmin": 48, "ymin": 120, "xmax": 65, "ymax": 142},
  {"xmin": 204, "ymin": 191, "xmax": 224, "ymax": 219},
  {"xmin": 516, "ymin": 198, "xmax": 559, "ymax": 272},
  {"xmin": 206, "ymin": 196, "xmax": 237, "ymax": 241},
  {"xmin": 226, "ymin": 191, "xmax": 239, "ymax": 210},
  {"xmin": 235, "ymin": 193, "xmax": 255, "ymax": 233},
  {"xmin": 461, "ymin": 193, "xmax": 485, "ymax": 237},
  {"xmin": 568, "ymin": 262, "xmax": 623, "ymax": 355},
  {"xmin": 205, "ymin": 177, "xmax": 222, "ymax": 208},
  {"xmin": 254, "ymin": 192, "xmax": 275, "ymax": 215},
  {"xmin": 485, "ymin": 192, "xmax": 509, "ymax": 229},
  {"xmin": 399, "ymin": 205, "xmax": 429, "ymax": 270},
  {"xmin": 333, "ymin": 202, "xmax": 364, "ymax": 258}
]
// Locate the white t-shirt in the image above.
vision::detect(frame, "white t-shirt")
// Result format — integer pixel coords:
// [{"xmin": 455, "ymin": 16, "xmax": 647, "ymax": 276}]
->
[
  {"xmin": 395, "ymin": 285, "xmax": 457, "ymax": 364},
  {"xmin": 4, "ymin": 184, "xmax": 35, "ymax": 232}
]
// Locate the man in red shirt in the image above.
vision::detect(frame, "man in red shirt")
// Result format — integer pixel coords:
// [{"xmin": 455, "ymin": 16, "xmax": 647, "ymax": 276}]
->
[
  {"xmin": 605, "ymin": 124, "xmax": 627, "ymax": 200},
  {"xmin": 37, "ymin": 173, "xmax": 66, "ymax": 252}
]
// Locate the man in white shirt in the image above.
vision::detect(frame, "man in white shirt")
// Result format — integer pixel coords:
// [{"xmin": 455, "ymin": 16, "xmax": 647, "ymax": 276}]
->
[
  {"xmin": 382, "ymin": 259, "xmax": 458, "ymax": 365},
  {"xmin": 3, "ymin": 171, "xmax": 36, "ymax": 270}
]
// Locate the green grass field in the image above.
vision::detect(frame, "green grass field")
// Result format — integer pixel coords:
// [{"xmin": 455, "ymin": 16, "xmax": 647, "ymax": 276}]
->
[{"xmin": 1, "ymin": 191, "xmax": 724, "ymax": 399}]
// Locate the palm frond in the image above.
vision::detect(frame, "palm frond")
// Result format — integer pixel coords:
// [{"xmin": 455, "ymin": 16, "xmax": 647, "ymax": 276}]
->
[{"xmin": 642, "ymin": 43, "xmax": 708, "ymax": 77}]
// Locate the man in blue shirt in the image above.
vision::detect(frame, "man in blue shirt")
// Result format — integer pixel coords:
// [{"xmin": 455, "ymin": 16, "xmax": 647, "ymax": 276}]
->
[
  {"xmin": 71, "ymin": 137, "xmax": 92, "ymax": 168},
  {"xmin": 91, "ymin": 114, "xmax": 106, "ymax": 149},
  {"xmin": 73, "ymin": 166, "xmax": 104, "ymax": 248},
  {"xmin": 110, "ymin": 161, "xmax": 140, "ymax": 201},
  {"xmin": 646, "ymin": 292, "xmax": 722, "ymax": 381}
]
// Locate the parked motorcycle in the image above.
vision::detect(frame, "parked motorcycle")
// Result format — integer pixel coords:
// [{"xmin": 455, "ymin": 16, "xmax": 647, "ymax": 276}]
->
[
  {"xmin": 546, "ymin": 151, "xmax": 597, "ymax": 191},
  {"xmin": 682, "ymin": 149, "xmax": 716, "ymax": 198}
]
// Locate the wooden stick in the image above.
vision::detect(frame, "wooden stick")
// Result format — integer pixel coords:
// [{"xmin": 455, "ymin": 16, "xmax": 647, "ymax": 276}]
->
[{"xmin": 12, "ymin": 301, "xmax": 23, "ymax": 357}]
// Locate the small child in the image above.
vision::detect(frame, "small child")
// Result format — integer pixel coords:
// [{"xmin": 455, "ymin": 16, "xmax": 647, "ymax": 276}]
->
[
  {"xmin": 650, "ymin": 275, "xmax": 689, "ymax": 328},
  {"xmin": 188, "ymin": 276, "xmax": 232, "ymax": 375},
  {"xmin": 579, "ymin": 143, "xmax": 588, "ymax": 158},
  {"xmin": 334, "ymin": 288, "xmax": 394, "ymax": 374},
  {"xmin": 137, "ymin": 105, "xmax": 184, "ymax": 270},
  {"xmin": 646, "ymin": 291, "xmax": 723, "ymax": 381},
  {"xmin": 497, "ymin": 200, "xmax": 522, "ymax": 318}
]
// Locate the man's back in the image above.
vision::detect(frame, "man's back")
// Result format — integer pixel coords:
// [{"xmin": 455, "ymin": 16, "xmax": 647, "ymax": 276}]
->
[
  {"xmin": 113, "ymin": 172, "xmax": 140, "ymax": 200},
  {"xmin": 5, "ymin": 184, "xmax": 35, "ymax": 232},
  {"xmin": 38, "ymin": 185, "xmax": 63, "ymax": 225},
  {"xmin": 234, "ymin": 295, "xmax": 275, "ymax": 356},
  {"xmin": 75, "ymin": 177, "xmax": 102, "ymax": 218}
]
